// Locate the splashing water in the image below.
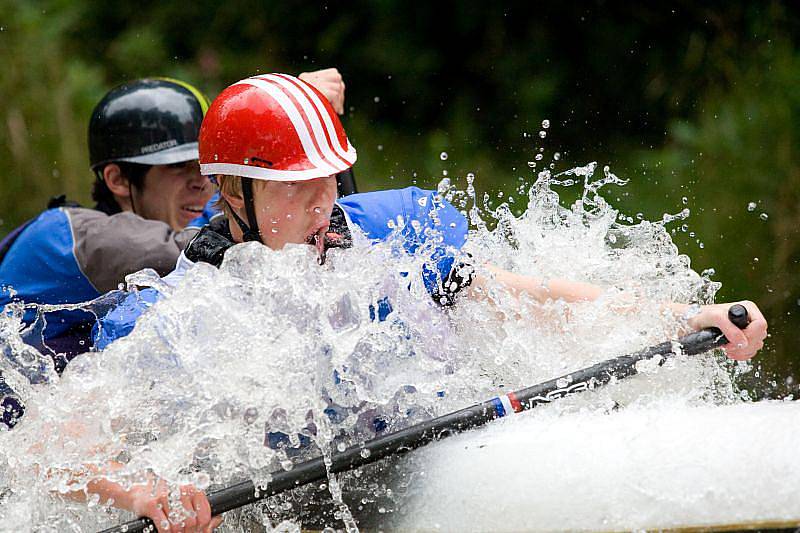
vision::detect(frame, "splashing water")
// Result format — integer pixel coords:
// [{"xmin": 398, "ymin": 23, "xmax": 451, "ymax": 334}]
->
[{"xmin": 0, "ymin": 163, "xmax": 771, "ymax": 531}]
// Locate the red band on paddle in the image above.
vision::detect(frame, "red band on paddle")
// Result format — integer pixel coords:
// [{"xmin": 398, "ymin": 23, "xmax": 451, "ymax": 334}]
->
[{"xmin": 507, "ymin": 392, "xmax": 523, "ymax": 413}]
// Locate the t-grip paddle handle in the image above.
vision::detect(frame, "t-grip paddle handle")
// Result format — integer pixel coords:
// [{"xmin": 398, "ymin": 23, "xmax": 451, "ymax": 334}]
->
[{"xmin": 727, "ymin": 304, "xmax": 750, "ymax": 330}]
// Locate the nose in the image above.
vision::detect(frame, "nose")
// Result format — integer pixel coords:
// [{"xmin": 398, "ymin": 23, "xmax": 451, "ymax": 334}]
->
[
  {"xmin": 309, "ymin": 176, "xmax": 337, "ymax": 216},
  {"xmin": 186, "ymin": 161, "xmax": 208, "ymax": 191}
]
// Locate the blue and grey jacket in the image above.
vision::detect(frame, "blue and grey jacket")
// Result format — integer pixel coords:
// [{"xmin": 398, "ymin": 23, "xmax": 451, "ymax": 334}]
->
[
  {"xmin": 0, "ymin": 199, "xmax": 215, "ymax": 359},
  {"xmin": 95, "ymin": 187, "xmax": 473, "ymax": 348}
]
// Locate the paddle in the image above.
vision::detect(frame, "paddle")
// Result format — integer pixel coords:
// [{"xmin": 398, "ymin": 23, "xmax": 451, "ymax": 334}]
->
[{"xmin": 101, "ymin": 304, "xmax": 749, "ymax": 533}]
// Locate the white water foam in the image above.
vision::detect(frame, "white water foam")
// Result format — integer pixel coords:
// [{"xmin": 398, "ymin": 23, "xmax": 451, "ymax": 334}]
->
[
  {"xmin": 0, "ymin": 164, "xmax": 783, "ymax": 532},
  {"xmin": 392, "ymin": 400, "xmax": 800, "ymax": 532}
]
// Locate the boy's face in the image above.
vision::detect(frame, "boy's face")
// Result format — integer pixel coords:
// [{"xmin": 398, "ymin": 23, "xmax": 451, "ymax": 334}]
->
[
  {"xmin": 133, "ymin": 161, "xmax": 213, "ymax": 231},
  {"xmin": 251, "ymin": 176, "xmax": 338, "ymax": 250}
]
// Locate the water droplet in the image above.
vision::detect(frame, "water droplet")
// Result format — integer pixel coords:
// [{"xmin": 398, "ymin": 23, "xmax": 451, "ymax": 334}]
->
[
  {"xmin": 681, "ymin": 196, "xmax": 688, "ymax": 205},
  {"xmin": 539, "ymin": 130, "xmax": 547, "ymax": 138},
  {"xmin": 360, "ymin": 448, "xmax": 371, "ymax": 458},
  {"xmin": 417, "ymin": 196, "xmax": 428, "ymax": 207},
  {"xmin": 535, "ymin": 154, "xmax": 543, "ymax": 161},
  {"xmin": 747, "ymin": 202, "xmax": 757, "ymax": 212},
  {"xmin": 439, "ymin": 151, "xmax": 448, "ymax": 161},
  {"xmin": 193, "ymin": 472, "xmax": 211, "ymax": 490},
  {"xmin": 373, "ymin": 96, "xmax": 380, "ymax": 103},
  {"xmin": 553, "ymin": 152, "xmax": 561, "ymax": 161},
  {"xmin": 759, "ymin": 213, "xmax": 769, "ymax": 221},
  {"xmin": 541, "ymin": 119, "xmax": 550, "ymax": 129},
  {"xmin": 337, "ymin": 442, "xmax": 346, "ymax": 452},
  {"xmin": 243, "ymin": 158, "xmax": 249, "ymax": 165},
  {"xmin": 313, "ymin": 207, "xmax": 321, "ymax": 214},
  {"xmin": 377, "ymin": 144, "xmax": 383, "ymax": 151},
  {"xmin": 527, "ymin": 161, "xmax": 536, "ymax": 168},
  {"xmin": 271, "ymin": 228, "xmax": 278, "ymax": 233},
  {"xmin": 281, "ymin": 458, "xmax": 294, "ymax": 471}
]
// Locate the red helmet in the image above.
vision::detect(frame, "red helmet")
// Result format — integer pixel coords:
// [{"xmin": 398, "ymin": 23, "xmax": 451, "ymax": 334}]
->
[{"xmin": 199, "ymin": 73, "xmax": 356, "ymax": 181}]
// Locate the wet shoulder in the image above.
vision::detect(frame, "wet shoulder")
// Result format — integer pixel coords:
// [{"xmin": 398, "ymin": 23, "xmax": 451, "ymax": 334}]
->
[
  {"xmin": 2, "ymin": 207, "xmax": 77, "ymax": 265},
  {"xmin": 0, "ymin": 207, "xmax": 98, "ymax": 305},
  {"xmin": 337, "ymin": 187, "xmax": 468, "ymax": 248}
]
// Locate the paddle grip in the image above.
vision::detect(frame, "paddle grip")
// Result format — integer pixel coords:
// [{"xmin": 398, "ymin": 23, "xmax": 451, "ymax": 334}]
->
[{"xmin": 727, "ymin": 304, "xmax": 749, "ymax": 330}]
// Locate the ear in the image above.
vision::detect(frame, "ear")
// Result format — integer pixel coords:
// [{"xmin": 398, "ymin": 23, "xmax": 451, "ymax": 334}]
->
[
  {"xmin": 102, "ymin": 164, "xmax": 131, "ymax": 198},
  {"xmin": 220, "ymin": 187, "xmax": 245, "ymax": 210}
]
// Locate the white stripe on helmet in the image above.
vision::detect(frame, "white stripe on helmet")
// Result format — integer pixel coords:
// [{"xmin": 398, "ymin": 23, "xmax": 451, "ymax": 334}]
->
[
  {"xmin": 236, "ymin": 78, "xmax": 341, "ymax": 177},
  {"xmin": 266, "ymin": 73, "xmax": 356, "ymax": 165},
  {"xmin": 256, "ymin": 74, "xmax": 351, "ymax": 169},
  {"xmin": 200, "ymin": 162, "xmax": 345, "ymax": 181}
]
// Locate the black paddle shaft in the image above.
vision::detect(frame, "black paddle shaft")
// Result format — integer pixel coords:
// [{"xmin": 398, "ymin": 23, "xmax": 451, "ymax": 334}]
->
[{"xmin": 101, "ymin": 305, "xmax": 749, "ymax": 533}]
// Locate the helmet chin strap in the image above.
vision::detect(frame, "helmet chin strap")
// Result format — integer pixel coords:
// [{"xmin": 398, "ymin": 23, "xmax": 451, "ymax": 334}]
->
[{"xmin": 227, "ymin": 178, "xmax": 263, "ymax": 243}]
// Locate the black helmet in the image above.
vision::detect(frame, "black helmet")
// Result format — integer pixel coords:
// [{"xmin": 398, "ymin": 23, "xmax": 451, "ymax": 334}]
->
[{"xmin": 88, "ymin": 78, "xmax": 209, "ymax": 170}]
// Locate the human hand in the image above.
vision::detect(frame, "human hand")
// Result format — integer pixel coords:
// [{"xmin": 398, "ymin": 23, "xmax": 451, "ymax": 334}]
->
[
  {"xmin": 126, "ymin": 479, "xmax": 222, "ymax": 532},
  {"xmin": 687, "ymin": 301, "xmax": 768, "ymax": 360},
  {"xmin": 299, "ymin": 68, "xmax": 346, "ymax": 114}
]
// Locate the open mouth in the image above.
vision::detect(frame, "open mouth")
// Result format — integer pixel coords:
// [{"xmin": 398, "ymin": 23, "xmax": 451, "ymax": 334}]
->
[
  {"xmin": 306, "ymin": 227, "xmax": 328, "ymax": 265},
  {"xmin": 181, "ymin": 205, "xmax": 204, "ymax": 217}
]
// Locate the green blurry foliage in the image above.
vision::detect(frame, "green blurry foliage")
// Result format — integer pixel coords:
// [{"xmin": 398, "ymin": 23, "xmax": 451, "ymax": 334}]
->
[
  {"xmin": 621, "ymin": 19, "xmax": 800, "ymax": 387},
  {"xmin": 0, "ymin": 1, "xmax": 797, "ymax": 389}
]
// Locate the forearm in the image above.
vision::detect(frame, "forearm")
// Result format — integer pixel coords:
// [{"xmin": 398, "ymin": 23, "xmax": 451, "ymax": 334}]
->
[{"xmin": 472, "ymin": 264, "xmax": 605, "ymax": 304}]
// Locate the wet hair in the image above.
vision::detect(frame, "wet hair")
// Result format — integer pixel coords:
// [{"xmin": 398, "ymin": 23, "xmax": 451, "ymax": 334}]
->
[
  {"xmin": 215, "ymin": 174, "xmax": 266, "ymax": 219},
  {"xmin": 92, "ymin": 162, "xmax": 151, "ymax": 215}
]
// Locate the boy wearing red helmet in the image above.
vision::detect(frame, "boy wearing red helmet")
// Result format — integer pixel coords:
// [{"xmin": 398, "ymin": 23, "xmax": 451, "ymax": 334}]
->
[{"xmin": 84, "ymin": 73, "xmax": 767, "ymax": 532}]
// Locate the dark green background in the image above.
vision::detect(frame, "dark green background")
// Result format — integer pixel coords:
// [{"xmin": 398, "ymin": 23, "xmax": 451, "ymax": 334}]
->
[{"xmin": 0, "ymin": 1, "xmax": 797, "ymax": 395}]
